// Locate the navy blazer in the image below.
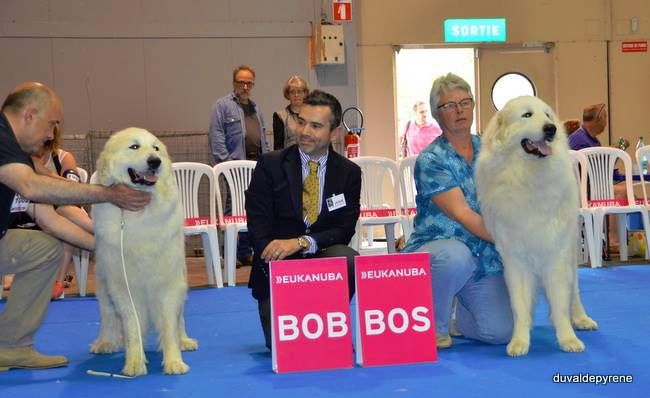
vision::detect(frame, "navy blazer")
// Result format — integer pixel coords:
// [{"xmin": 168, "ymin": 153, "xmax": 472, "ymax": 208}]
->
[{"xmin": 245, "ymin": 145, "xmax": 361, "ymax": 300}]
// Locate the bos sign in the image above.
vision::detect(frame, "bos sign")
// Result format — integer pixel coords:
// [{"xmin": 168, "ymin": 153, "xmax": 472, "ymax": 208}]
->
[
  {"xmin": 354, "ymin": 252, "xmax": 437, "ymax": 366},
  {"xmin": 444, "ymin": 18, "xmax": 507, "ymax": 43}
]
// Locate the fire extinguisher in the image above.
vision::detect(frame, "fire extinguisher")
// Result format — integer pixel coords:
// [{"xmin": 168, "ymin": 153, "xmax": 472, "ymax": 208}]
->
[{"xmin": 342, "ymin": 106, "xmax": 364, "ymax": 159}]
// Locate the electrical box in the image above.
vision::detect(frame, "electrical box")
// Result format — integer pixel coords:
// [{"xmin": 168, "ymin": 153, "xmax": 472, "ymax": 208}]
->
[{"xmin": 314, "ymin": 24, "xmax": 345, "ymax": 65}]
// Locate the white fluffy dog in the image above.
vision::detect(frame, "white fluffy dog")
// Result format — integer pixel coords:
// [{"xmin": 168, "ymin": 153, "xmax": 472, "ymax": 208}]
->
[
  {"xmin": 90, "ymin": 127, "xmax": 197, "ymax": 375},
  {"xmin": 476, "ymin": 96, "xmax": 597, "ymax": 356}
]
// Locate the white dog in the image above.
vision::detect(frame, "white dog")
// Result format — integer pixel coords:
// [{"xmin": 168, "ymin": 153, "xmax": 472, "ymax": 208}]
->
[
  {"xmin": 90, "ymin": 127, "xmax": 197, "ymax": 375},
  {"xmin": 476, "ymin": 96, "xmax": 597, "ymax": 356}
]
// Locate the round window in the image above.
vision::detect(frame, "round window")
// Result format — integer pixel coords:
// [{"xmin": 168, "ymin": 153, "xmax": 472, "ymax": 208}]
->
[{"xmin": 491, "ymin": 72, "xmax": 536, "ymax": 111}]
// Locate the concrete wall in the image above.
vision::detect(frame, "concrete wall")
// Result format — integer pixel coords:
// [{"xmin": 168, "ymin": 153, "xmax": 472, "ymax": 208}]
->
[
  {"xmin": 2, "ymin": 0, "xmax": 649, "ymax": 159},
  {"xmin": 0, "ymin": 0, "xmax": 359, "ymax": 151}
]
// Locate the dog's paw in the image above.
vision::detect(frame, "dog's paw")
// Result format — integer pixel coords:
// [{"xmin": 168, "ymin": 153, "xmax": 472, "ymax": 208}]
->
[
  {"xmin": 122, "ymin": 360, "xmax": 148, "ymax": 377},
  {"xmin": 559, "ymin": 336, "xmax": 585, "ymax": 353},
  {"xmin": 90, "ymin": 340, "xmax": 120, "ymax": 354},
  {"xmin": 572, "ymin": 315, "xmax": 598, "ymax": 331},
  {"xmin": 163, "ymin": 359, "xmax": 189, "ymax": 375},
  {"xmin": 506, "ymin": 339, "xmax": 530, "ymax": 357},
  {"xmin": 180, "ymin": 337, "xmax": 199, "ymax": 351}
]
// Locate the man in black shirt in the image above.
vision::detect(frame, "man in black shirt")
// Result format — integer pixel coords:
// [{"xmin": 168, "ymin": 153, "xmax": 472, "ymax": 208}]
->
[{"xmin": 0, "ymin": 82, "xmax": 150, "ymax": 371}]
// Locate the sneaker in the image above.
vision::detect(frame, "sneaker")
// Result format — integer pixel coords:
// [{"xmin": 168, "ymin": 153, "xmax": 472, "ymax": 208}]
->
[
  {"xmin": 0, "ymin": 346, "xmax": 68, "ymax": 371},
  {"xmin": 436, "ymin": 334, "xmax": 453, "ymax": 349},
  {"xmin": 51, "ymin": 280, "xmax": 64, "ymax": 300}
]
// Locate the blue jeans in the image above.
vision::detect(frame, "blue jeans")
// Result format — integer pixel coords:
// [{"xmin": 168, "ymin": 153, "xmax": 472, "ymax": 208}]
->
[{"xmin": 406, "ymin": 239, "xmax": 513, "ymax": 344}]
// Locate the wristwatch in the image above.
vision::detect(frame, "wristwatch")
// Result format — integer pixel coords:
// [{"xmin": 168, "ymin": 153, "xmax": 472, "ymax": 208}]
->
[{"xmin": 297, "ymin": 236, "xmax": 310, "ymax": 251}]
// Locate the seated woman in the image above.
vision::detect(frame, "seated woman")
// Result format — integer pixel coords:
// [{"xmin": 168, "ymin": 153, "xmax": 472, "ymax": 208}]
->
[
  {"xmin": 401, "ymin": 73, "xmax": 512, "ymax": 349},
  {"xmin": 29, "ymin": 126, "xmax": 93, "ymax": 297}
]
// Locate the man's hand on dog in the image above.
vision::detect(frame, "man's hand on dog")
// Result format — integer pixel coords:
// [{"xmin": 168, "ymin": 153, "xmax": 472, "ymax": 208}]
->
[
  {"xmin": 261, "ymin": 239, "xmax": 301, "ymax": 262},
  {"xmin": 108, "ymin": 184, "xmax": 151, "ymax": 211}
]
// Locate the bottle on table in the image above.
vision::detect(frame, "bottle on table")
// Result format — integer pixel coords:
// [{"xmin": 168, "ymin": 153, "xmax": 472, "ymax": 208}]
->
[{"xmin": 636, "ymin": 137, "xmax": 647, "ymax": 175}]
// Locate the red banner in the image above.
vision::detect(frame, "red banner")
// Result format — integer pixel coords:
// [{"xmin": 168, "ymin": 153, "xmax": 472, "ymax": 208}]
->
[
  {"xmin": 354, "ymin": 253, "xmax": 437, "ymax": 367},
  {"xmin": 270, "ymin": 257, "xmax": 353, "ymax": 373},
  {"xmin": 405, "ymin": 207, "xmax": 417, "ymax": 216},
  {"xmin": 360, "ymin": 208, "xmax": 397, "ymax": 217},
  {"xmin": 223, "ymin": 215, "xmax": 247, "ymax": 224},
  {"xmin": 587, "ymin": 199, "xmax": 648, "ymax": 207},
  {"xmin": 184, "ymin": 216, "xmax": 247, "ymax": 227},
  {"xmin": 184, "ymin": 217, "xmax": 211, "ymax": 226}
]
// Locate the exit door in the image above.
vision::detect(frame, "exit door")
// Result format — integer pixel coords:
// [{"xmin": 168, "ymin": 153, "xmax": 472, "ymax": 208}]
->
[{"xmin": 476, "ymin": 45, "xmax": 556, "ymax": 133}]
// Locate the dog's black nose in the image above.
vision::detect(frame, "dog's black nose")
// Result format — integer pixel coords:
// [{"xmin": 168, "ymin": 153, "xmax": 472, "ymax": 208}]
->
[
  {"xmin": 147, "ymin": 156, "xmax": 161, "ymax": 170},
  {"xmin": 543, "ymin": 123, "xmax": 556, "ymax": 141}
]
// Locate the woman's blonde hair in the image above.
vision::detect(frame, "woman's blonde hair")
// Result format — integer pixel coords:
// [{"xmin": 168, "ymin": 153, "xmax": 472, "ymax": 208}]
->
[
  {"xmin": 43, "ymin": 124, "xmax": 62, "ymax": 152},
  {"xmin": 283, "ymin": 75, "xmax": 309, "ymax": 100}
]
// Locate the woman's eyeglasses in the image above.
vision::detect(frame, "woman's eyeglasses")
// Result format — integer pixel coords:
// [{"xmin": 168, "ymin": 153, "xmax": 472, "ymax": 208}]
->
[{"xmin": 437, "ymin": 98, "xmax": 474, "ymax": 112}]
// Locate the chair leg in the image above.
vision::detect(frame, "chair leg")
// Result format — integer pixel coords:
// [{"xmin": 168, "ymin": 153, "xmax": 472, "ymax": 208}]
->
[
  {"xmin": 590, "ymin": 212, "xmax": 604, "ymax": 268},
  {"xmin": 616, "ymin": 214, "xmax": 629, "ymax": 261},
  {"xmin": 73, "ymin": 248, "xmax": 90, "ymax": 297},
  {"xmin": 385, "ymin": 223, "xmax": 396, "ymax": 254},
  {"xmin": 200, "ymin": 233, "xmax": 215, "ymax": 286},
  {"xmin": 639, "ymin": 210, "xmax": 650, "ymax": 260},
  {"xmin": 207, "ymin": 229, "xmax": 223, "ymax": 288},
  {"xmin": 225, "ymin": 226, "xmax": 238, "ymax": 287},
  {"xmin": 582, "ymin": 214, "xmax": 597, "ymax": 266}
]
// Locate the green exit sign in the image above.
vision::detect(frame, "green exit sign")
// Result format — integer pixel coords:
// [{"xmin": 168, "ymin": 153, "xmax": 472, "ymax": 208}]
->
[{"xmin": 444, "ymin": 18, "xmax": 506, "ymax": 43}]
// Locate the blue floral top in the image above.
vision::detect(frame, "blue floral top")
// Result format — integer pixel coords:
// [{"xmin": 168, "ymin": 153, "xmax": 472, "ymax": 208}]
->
[{"xmin": 401, "ymin": 134, "xmax": 503, "ymax": 279}]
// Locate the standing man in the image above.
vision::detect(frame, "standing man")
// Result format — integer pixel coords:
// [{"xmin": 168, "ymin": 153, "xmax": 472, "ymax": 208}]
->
[
  {"xmin": 400, "ymin": 100, "xmax": 442, "ymax": 157},
  {"xmin": 0, "ymin": 82, "xmax": 150, "ymax": 371},
  {"xmin": 209, "ymin": 65, "xmax": 270, "ymax": 265},
  {"xmin": 245, "ymin": 90, "xmax": 361, "ymax": 349}
]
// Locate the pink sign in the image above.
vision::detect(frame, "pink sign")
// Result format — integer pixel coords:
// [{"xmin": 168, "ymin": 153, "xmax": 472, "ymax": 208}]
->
[
  {"xmin": 270, "ymin": 257, "xmax": 353, "ymax": 373},
  {"xmin": 354, "ymin": 252, "xmax": 437, "ymax": 367},
  {"xmin": 622, "ymin": 41, "xmax": 647, "ymax": 52}
]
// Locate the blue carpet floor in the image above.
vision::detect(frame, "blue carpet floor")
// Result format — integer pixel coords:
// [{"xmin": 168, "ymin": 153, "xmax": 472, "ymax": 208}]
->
[{"xmin": 1, "ymin": 265, "xmax": 648, "ymax": 398}]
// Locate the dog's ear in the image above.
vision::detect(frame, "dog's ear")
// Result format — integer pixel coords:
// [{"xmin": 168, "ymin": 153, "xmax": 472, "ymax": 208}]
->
[{"xmin": 483, "ymin": 111, "xmax": 506, "ymax": 149}]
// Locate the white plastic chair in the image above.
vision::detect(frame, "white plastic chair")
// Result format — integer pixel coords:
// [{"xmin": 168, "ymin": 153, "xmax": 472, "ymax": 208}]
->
[
  {"xmin": 72, "ymin": 167, "xmax": 92, "ymax": 296},
  {"xmin": 580, "ymin": 147, "xmax": 650, "ymax": 267},
  {"xmin": 398, "ymin": 155, "xmax": 418, "ymax": 241},
  {"xmin": 351, "ymin": 156, "xmax": 409, "ymax": 253},
  {"xmin": 568, "ymin": 150, "xmax": 596, "ymax": 266},
  {"xmin": 173, "ymin": 162, "xmax": 223, "ymax": 288},
  {"xmin": 213, "ymin": 160, "xmax": 256, "ymax": 287}
]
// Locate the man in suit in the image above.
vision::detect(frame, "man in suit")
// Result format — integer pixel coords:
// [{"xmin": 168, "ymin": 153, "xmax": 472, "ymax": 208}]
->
[{"xmin": 245, "ymin": 90, "xmax": 361, "ymax": 349}]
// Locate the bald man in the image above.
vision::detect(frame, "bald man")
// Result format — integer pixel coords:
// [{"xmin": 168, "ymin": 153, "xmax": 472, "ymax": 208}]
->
[{"xmin": 0, "ymin": 82, "xmax": 150, "ymax": 371}]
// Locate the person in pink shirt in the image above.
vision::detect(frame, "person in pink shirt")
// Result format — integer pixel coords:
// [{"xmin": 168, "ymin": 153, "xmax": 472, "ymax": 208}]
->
[{"xmin": 400, "ymin": 101, "xmax": 443, "ymax": 157}]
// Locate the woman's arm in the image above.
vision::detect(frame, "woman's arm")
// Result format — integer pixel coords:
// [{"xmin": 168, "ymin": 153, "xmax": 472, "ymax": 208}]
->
[
  {"xmin": 431, "ymin": 187, "xmax": 493, "ymax": 242},
  {"xmin": 27, "ymin": 203, "xmax": 95, "ymax": 250}
]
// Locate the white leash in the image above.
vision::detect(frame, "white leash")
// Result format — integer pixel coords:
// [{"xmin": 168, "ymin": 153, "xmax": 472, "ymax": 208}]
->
[
  {"xmin": 88, "ymin": 210, "xmax": 144, "ymax": 379},
  {"xmin": 119, "ymin": 209, "xmax": 145, "ymax": 367}
]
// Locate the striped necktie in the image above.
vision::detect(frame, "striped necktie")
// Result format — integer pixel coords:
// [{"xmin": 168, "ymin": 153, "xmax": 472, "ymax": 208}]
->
[{"xmin": 303, "ymin": 160, "xmax": 319, "ymax": 225}]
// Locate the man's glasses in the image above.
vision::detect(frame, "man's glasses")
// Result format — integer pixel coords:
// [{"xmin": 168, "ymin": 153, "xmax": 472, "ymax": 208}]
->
[
  {"xmin": 235, "ymin": 80, "xmax": 255, "ymax": 88},
  {"xmin": 437, "ymin": 98, "xmax": 474, "ymax": 112}
]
